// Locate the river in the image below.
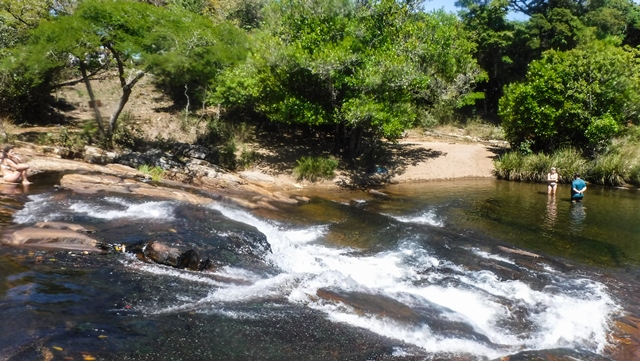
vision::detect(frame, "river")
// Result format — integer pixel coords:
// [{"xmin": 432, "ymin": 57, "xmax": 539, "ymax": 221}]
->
[{"xmin": 0, "ymin": 178, "xmax": 638, "ymax": 360}]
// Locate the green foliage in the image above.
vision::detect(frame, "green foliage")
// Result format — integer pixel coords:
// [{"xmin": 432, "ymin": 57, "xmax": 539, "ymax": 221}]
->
[
  {"xmin": 138, "ymin": 164, "xmax": 165, "ymax": 182},
  {"xmin": 146, "ymin": 20, "xmax": 249, "ymax": 106},
  {"xmin": 293, "ymin": 156, "xmax": 339, "ymax": 182},
  {"xmin": 584, "ymin": 113, "xmax": 620, "ymax": 152},
  {"xmin": 499, "ymin": 42, "xmax": 640, "ymax": 153},
  {"xmin": 212, "ymin": 0, "xmax": 481, "ymax": 159},
  {"xmin": 1, "ymin": 0, "xmax": 247, "ymax": 141}
]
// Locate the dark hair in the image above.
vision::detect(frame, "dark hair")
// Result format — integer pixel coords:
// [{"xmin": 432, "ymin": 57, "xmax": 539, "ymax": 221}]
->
[
  {"xmin": 573, "ymin": 173, "xmax": 580, "ymax": 179},
  {"xmin": 1, "ymin": 145, "xmax": 13, "ymax": 160}
]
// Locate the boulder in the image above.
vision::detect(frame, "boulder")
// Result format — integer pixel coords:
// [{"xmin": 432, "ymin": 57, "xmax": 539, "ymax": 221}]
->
[{"xmin": 138, "ymin": 240, "xmax": 203, "ymax": 271}]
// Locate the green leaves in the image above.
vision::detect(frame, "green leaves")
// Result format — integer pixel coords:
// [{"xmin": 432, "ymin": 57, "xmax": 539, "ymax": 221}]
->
[
  {"xmin": 214, "ymin": 0, "xmax": 481, "ymax": 158},
  {"xmin": 499, "ymin": 42, "xmax": 640, "ymax": 153}
]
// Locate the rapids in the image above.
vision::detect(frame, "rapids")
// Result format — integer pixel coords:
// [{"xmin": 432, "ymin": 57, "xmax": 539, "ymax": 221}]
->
[{"xmin": 1, "ymin": 178, "xmax": 639, "ymax": 361}]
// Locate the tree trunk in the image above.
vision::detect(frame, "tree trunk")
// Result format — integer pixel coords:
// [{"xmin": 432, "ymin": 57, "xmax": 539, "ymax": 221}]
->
[
  {"xmin": 79, "ymin": 61, "xmax": 106, "ymax": 139},
  {"xmin": 105, "ymin": 43, "xmax": 144, "ymax": 145},
  {"xmin": 107, "ymin": 71, "xmax": 144, "ymax": 141}
]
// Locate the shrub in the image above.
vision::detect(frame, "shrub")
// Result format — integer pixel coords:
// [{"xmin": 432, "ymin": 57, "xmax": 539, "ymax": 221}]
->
[
  {"xmin": 138, "ymin": 164, "xmax": 165, "ymax": 182},
  {"xmin": 293, "ymin": 156, "xmax": 339, "ymax": 182}
]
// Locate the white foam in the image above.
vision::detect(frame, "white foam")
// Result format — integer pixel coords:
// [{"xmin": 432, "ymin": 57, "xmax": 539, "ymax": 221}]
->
[
  {"xmin": 390, "ymin": 208, "xmax": 445, "ymax": 227},
  {"xmin": 13, "ymin": 194, "xmax": 63, "ymax": 223},
  {"xmin": 69, "ymin": 196, "xmax": 175, "ymax": 220},
  {"xmin": 139, "ymin": 204, "xmax": 621, "ymax": 358}
]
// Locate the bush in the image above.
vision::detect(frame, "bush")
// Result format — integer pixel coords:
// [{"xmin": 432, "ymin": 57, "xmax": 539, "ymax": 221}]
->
[
  {"xmin": 138, "ymin": 164, "xmax": 165, "ymax": 182},
  {"xmin": 293, "ymin": 156, "xmax": 339, "ymax": 182}
]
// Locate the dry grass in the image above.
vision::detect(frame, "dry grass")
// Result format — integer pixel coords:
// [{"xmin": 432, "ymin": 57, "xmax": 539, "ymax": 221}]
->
[{"xmin": 53, "ymin": 72, "xmax": 206, "ymax": 145}]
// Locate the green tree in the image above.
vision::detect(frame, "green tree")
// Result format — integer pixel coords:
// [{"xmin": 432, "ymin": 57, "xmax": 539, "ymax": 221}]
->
[
  {"xmin": 2, "ymin": 0, "xmax": 246, "ymax": 144},
  {"xmin": 499, "ymin": 42, "xmax": 640, "ymax": 154},
  {"xmin": 0, "ymin": 0, "xmax": 78, "ymax": 121},
  {"xmin": 459, "ymin": 0, "xmax": 528, "ymax": 118},
  {"xmin": 213, "ymin": 0, "xmax": 481, "ymax": 160}
]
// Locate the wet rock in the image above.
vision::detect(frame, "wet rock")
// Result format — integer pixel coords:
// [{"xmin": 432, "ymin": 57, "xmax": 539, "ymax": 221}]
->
[
  {"xmin": 177, "ymin": 249, "xmax": 201, "ymax": 270},
  {"xmin": 33, "ymin": 221, "xmax": 94, "ymax": 233},
  {"xmin": 59, "ymin": 173, "xmax": 214, "ymax": 205},
  {"xmin": 316, "ymin": 288, "xmax": 496, "ymax": 347},
  {"xmin": 132, "ymin": 241, "xmax": 214, "ymax": 271},
  {"xmin": 59, "ymin": 173, "xmax": 130, "ymax": 194},
  {"xmin": 142, "ymin": 240, "xmax": 183, "ymax": 268},
  {"xmin": 133, "ymin": 186, "xmax": 213, "ymax": 205},
  {"xmin": 1, "ymin": 226, "xmax": 105, "ymax": 252},
  {"xmin": 269, "ymin": 192, "xmax": 298, "ymax": 204},
  {"xmin": 494, "ymin": 348, "xmax": 611, "ymax": 361},
  {"xmin": 607, "ymin": 316, "xmax": 640, "ymax": 361},
  {"xmin": 224, "ymin": 231, "xmax": 272, "ymax": 256},
  {"xmin": 316, "ymin": 288, "xmax": 422, "ymax": 323}
]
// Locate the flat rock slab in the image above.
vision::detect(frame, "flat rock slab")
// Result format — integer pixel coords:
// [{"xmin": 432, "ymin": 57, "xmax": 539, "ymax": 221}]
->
[{"xmin": 2, "ymin": 227, "xmax": 104, "ymax": 252}]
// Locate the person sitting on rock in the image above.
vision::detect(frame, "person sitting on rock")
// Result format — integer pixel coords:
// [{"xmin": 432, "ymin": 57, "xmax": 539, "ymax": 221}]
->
[{"xmin": 1, "ymin": 145, "xmax": 32, "ymax": 184}]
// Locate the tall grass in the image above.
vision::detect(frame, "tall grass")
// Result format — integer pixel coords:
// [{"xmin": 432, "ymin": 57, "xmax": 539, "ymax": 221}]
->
[
  {"xmin": 494, "ymin": 148, "xmax": 587, "ymax": 184},
  {"xmin": 293, "ymin": 156, "xmax": 339, "ymax": 182},
  {"xmin": 628, "ymin": 164, "xmax": 640, "ymax": 187},
  {"xmin": 587, "ymin": 151, "xmax": 629, "ymax": 186}
]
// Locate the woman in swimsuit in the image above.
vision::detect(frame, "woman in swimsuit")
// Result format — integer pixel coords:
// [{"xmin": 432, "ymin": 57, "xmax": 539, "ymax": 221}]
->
[
  {"xmin": 547, "ymin": 167, "xmax": 558, "ymax": 195},
  {"xmin": 1, "ymin": 146, "xmax": 31, "ymax": 184}
]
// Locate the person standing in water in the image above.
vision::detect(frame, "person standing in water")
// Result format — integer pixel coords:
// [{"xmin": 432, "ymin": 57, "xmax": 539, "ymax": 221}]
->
[
  {"xmin": 547, "ymin": 167, "xmax": 559, "ymax": 195},
  {"xmin": 1, "ymin": 146, "xmax": 32, "ymax": 184},
  {"xmin": 571, "ymin": 173, "xmax": 586, "ymax": 202}
]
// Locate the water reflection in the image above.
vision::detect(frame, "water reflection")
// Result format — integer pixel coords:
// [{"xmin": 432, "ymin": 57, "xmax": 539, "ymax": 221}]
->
[
  {"xmin": 569, "ymin": 201, "xmax": 586, "ymax": 231},
  {"xmin": 543, "ymin": 194, "xmax": 557, "ymax": 229},
  {"xmin": 0, "ymin": 183, "xmax": 27, "ymax": 195}
]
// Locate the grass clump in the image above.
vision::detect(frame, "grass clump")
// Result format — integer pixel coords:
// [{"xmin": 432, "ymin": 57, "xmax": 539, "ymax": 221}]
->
[
  {"xmin": 293, "ymin": 156, "xmax": 339, "ymax": 182},
  {"xmin": 587, "ymin": 151, "xmax": 629, "ymax": 186},
  {"xmin": 494, "ymin": 147, "xmax": 588, "ymax": 183},
  {"xmin": 138, "ymin": 164, "xmax": 165, "ymax": 182}
]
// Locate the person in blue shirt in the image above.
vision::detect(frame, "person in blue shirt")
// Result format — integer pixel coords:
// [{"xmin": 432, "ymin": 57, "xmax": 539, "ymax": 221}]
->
[{"xmin": 571, "ymin": 173, "xmax": 587, "ymax": 202}]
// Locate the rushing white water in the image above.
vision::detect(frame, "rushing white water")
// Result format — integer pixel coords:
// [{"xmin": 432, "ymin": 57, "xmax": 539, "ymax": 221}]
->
[
  {"xmin": 13, "ymin": 194, "xmax": 621, "ymax": 359},
  {"xmin": 389, "ymin": 208, "xmax": 445, "ymax": 227},
  {"xmin": 14, "ymin": 194, "xmax": 176, "ymax": 223},
  {"xmin": 203, "ymin": 203, "xmax": 620, "ymax": 359}
]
